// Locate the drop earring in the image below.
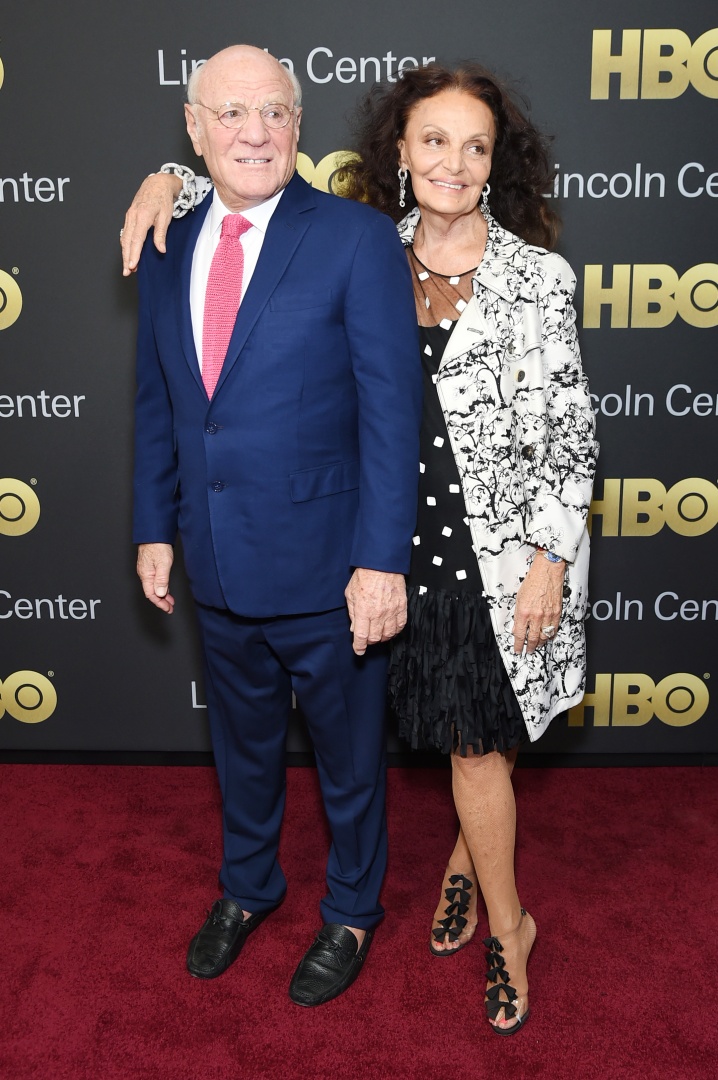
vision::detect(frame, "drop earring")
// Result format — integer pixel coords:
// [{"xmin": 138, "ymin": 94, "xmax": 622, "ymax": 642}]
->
[
  {"xmin": 398, "ymin": 167, "xmax": 408, "ymax": 209},
  {"xmin": 480, "ymin": 182, "xmax": 491, "ymax": 217}
]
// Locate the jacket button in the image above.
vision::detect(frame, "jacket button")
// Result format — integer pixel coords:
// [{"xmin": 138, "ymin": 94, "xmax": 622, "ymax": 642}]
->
[
  {"xmin": 515, "ymin": 369, "xmax": 526, "ymax": 382},
  {"xmin": 521, "ymin": 445, "xmax": 535, "ymax": 460},
  {"xmin": 205, "ymin": 421, "xmax": 218, "ymax": 435},
  {"xmin": 507, "ymin": 343, "xmax": 515, "ymax": 354},
  {"xmin": 211, "ymin": 481, "xmax": 225, "ymax": 493}
]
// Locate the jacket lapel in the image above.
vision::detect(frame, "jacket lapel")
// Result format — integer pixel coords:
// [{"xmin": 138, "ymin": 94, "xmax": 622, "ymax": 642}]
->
[
  {"xmin": 212, "ymin": 173, "xmax": 316, "ymax": 397},
  {"xmin": 175, "ymin": 193, "xmax": 213, "ymax": 395},
  {"xmin": 437, "ymin": 294, "xmax": 489, "ymax": 369},
  {"xmin": 435, "ymin": 217, "xmax": 531, "ymax": 370}
]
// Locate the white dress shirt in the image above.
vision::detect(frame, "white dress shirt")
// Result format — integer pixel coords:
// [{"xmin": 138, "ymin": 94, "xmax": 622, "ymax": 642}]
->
[{"xmin": 190, "ymin": 188, "xmax": 284, "ymax": 371}]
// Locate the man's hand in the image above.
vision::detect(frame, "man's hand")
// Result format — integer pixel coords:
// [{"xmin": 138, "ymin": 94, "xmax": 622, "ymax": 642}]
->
[
  {"xmin": 137, "ymin": 543, "xmax": 175, "ymax": 614},
  {"xmin": 121, "ymin": 173, "xmax": 182, "ymax": 276},
  {"xmin": 345, "ymin": 568, "xmax": 407, "ymax": 656},
  {"xmin": 511, "ymin": 554, "xmax": 565, "ymax": 653}
]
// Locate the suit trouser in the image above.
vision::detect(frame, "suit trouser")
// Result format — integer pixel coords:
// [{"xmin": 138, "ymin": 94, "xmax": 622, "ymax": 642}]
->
[{"xmin": 194, "ymin": 602, "xmax": 389, "ymax": 930}]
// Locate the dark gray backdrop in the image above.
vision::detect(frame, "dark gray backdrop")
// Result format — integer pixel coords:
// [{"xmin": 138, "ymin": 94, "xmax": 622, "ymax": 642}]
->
[{"xmin": 1, "ymin": 1, "xmax": 716, "ymax": 759}]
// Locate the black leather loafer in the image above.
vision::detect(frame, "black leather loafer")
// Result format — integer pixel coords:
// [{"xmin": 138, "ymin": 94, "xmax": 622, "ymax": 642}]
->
[
  {"xmin": 288, "ymin": 923, "xmax": 374, "ymax": 1006},
  {"xmin": 186, "ymin": 898, "xmax": 277, "ymax": 979}
]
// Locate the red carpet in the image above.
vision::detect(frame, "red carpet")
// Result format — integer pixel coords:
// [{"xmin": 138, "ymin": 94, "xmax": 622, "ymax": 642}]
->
[{"xmin": 0, "ymin": 765, "xmax": 715, "ymax": 1079}]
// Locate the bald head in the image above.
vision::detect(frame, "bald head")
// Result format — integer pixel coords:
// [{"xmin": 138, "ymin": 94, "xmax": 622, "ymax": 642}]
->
[{"xmin": 187, "ymin": 45, "xmax": 301, "ymax": 109}]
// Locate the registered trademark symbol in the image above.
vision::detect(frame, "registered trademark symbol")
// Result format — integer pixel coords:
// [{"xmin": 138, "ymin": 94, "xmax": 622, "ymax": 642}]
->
[
  {"xmin": 30, "ymin": 478, "xmax": 37, "ymax": 486},
  {"xmin": 12, "ymin": 267, "xmax": 19, "ymax": 276},
  {"xmin": 48, "ymin": 671, "xmax": 54, "ymax": 677},
  {"xmin": 704, "ymin": 673, "xmax": 710, "ymax": 680}
]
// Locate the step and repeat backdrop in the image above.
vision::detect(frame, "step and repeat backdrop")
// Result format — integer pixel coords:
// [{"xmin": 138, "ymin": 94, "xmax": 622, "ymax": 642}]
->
[{"xmin": 1, "ymin": 0, "xmax": 716, "ymax": 759}]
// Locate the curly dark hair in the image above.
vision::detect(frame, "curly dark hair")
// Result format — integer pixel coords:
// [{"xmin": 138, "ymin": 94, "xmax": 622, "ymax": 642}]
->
[{"xmin": 338, "ymin": 63, "xmax": 560, "ymax": 250}]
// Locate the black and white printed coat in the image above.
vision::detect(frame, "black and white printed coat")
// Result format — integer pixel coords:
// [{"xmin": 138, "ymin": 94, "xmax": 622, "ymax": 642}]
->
[{"xmin": 398, "ymin": 207, "xmax": 599, "ymax": 740}]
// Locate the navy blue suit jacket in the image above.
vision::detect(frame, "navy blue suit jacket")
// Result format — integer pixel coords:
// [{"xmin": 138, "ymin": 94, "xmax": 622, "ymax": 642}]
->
[{"xmin": 133, "ymin": 173, "xmax": 421, "ymax": 616}]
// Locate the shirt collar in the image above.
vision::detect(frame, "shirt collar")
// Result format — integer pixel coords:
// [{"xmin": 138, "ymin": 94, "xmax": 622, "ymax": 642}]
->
[{"xmin": 208, "ymin": 188, "xmax": 285, "ymax": 237}]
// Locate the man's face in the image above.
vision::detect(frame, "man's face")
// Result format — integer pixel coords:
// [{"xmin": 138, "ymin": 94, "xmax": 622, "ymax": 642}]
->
[{"xmin": 185, "ymin": 47, "xmax": 301, "ymax": 211}]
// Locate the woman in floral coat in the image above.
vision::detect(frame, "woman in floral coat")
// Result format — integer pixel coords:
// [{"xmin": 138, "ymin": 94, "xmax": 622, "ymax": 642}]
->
[{"xmin": 343, "ymin": 64, "xmax": 598, "ymax": 1035}]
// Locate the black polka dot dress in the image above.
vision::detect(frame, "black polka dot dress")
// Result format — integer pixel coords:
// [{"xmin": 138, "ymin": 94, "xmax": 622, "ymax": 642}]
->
[{"xmin": 388, "ymin": 249, "xmax": 525, "ymax": 756}]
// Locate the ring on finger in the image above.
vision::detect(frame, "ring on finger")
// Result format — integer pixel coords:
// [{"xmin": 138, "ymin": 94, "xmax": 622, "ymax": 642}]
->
[
  {"xmin": 119, "ymin": 228, "xmax": 124, "ymax": 239},
  {"xmin": 541, "ymin": 624, "xmax": 556, "ymax": 637}
]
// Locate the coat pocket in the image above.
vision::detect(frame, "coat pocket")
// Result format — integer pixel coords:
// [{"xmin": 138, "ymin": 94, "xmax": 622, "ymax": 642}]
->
[{"xmin": 289, "ymin": 458, "xmax": 359, "ymax": 502}]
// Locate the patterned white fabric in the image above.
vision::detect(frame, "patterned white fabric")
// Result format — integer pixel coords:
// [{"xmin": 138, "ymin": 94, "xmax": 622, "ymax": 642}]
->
[{"xmin": 398, "ymin": 208, "xmax": 599, "ymax": 740}]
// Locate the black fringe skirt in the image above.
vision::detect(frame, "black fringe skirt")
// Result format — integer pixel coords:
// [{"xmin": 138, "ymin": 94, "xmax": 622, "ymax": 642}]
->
[{"xmin": 388, "ymin": 586, "xmax": 526, "ymax": 757}]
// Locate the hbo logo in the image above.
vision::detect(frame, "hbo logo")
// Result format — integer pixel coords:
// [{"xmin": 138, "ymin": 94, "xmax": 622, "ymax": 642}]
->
[
  {"xmin": 0, "ymin": 479, "xmax": 41, "ymax": 536},
  {"xmin": 591, "ymin": 28, "xmax": 718, "ymax": 99},
  {"xmin": 296, "ymin": 150, "xmax": 358, "ymax": 195},
  {"xmin": 0, "ymin": 269, "xmax": 23, "ymax": 331},
  {"xmin": 588, "ymin": 478, "xmax": 718, "ymax": 537},
  {"xmin": 0, "ymin": 671, "xmax": 57, "ymax": 723},
  {"xmin": 583, "ymin": 264, "xmax": 718, "ymax": 329},
  {"xmin": 568, "ymin": 673, "xmax": 709, "ymax": 728}
]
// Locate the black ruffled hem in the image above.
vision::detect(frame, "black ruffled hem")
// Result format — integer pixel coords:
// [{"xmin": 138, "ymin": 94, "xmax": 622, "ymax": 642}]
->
[{"xmin": 388, "ymin": 586, "xmax": 525, "ymax": 757}]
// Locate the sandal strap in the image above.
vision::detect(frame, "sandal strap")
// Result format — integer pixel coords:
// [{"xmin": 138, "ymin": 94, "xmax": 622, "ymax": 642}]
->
[
  {"xmin": 482, "ymin": 910, "xmax": 529, "ymax": 1022},
  {"xmin": 485, "ymin": 984, "xmax": 518, "ymax": 1020},
  {"xmin": 445, "ymin": 887, "xmax": 470, "ymax": 906},
  {"xmin": 432, "ymin": 870, "xmax": 475, "ymax": 945},
  {"xmin": 448, "ymin": 874, "xmax": 473, "ymax": 891},
  {"xmin": 441, "ymin": 876, "xmax": 472, "ymax": 918},
  {"xmin": 432, "ymin": 925, "xmax": 460, "ymax": 942},
  {"xmin": 444, "ymin": 900, "xmax": 468, "ymax": 917},
  {"xmin": 432, "ymin": 913, "xmax": 468, "ymax": 942}
]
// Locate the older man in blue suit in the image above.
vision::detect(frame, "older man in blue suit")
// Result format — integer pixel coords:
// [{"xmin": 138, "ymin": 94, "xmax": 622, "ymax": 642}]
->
[{"xmin": 131, "ymin": 45, "xmax": 420, "ymax": 1006}]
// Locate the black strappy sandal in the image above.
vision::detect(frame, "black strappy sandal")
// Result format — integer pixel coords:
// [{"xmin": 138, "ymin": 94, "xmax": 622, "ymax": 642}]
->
[
  {"xmin": 429, "ymin": 872, "xmax": 476, "ymax": 956},
  {"xmin": 483, "ymin": 908, "xmax": 532, "ymax": 1035}
]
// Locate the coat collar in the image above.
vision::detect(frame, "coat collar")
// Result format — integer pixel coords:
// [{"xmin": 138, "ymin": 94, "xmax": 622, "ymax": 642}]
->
[
  {"xmin": 396, "ymin": 206, "xmax": 535, "ymax": 303},
  {"xmin": 175, "ymin": 194, "xmax": 212, "ymax": 397}
]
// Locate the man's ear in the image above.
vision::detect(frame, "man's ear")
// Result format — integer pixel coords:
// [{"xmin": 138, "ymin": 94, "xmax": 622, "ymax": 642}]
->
[{"xmin": 184, "ymin": 104, "xmax": 203, "ymax": 157}]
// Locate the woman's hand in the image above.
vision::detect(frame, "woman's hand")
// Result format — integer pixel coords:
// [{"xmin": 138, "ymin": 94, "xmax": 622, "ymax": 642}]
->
[
  {"xmin": 511, "ymin": 553, "xmax": 566, "ymax": 653},
  {"xmin": 120, "ymin": 173, "xmax": 182, "ymax": 276}
]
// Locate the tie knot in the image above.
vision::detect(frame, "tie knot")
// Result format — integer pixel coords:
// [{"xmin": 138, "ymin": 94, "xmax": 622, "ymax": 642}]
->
[{"xmin": 221, "ymin": 213, "xmax": 252, "ymax": 240}]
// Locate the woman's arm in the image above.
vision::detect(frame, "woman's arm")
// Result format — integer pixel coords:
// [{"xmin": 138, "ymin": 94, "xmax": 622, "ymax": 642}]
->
[
  {"xmin": 120, "ymin": 165, "xmax": 212, "ymax": 275},
  {"xmin": 512, "ymin": 253, "xmax": 598, "ymax": 652},
  {"xmin": 522, "ymin": 253, "xmax": 599, "ymax": 561}
]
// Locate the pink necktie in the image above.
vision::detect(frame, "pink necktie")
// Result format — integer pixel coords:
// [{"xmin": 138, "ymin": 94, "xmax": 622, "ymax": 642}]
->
[{"xmin": 202, "ymin": 213, "xmax": 252, "ymax": 399}]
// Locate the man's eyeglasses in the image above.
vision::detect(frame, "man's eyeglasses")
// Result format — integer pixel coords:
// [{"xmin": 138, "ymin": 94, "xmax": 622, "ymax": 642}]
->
[{"xmin": 196, "ymin": 101, "xmax": 295, "ymax": 130}]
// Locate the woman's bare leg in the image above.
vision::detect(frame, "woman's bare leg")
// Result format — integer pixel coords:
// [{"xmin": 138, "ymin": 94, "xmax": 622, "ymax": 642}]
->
[
  {"xmin": 430, "ymin": 747, "xmax": 519, "ymax": 953},
  {"xmin": 451, "ymin": 746, "xmax": 535, "ymax": 1030}
]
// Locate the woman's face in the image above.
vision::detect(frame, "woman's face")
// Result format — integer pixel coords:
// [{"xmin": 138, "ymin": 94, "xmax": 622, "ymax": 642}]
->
[{"xmin": 398, "ymin": 89, "xmax": 495, "ymax": 219}]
